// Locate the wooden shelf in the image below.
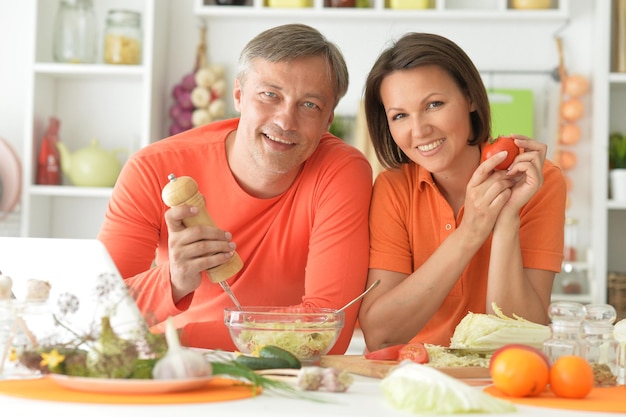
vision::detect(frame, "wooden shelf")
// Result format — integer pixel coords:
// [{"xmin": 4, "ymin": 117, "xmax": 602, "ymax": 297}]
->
[{"xmin": 194, "ymin": 0, "xmax": 569, "ymax": 19}]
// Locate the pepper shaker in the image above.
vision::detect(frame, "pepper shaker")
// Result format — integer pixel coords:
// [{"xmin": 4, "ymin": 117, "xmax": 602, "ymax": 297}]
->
[{"xmin": 161, "ymin": 173, "xmax": 243, "ymax": 283}]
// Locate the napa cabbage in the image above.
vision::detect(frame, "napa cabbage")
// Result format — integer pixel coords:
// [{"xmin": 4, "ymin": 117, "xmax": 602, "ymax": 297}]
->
[{"xmin": 381, "ymin": 361, "xmax": 516, "ymax": 414}]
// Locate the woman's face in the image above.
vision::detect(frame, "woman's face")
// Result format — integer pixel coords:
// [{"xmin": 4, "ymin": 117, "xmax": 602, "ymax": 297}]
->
[{"xmin": 380, "ymin": 65, "xmax": 476, "ymax": 174}]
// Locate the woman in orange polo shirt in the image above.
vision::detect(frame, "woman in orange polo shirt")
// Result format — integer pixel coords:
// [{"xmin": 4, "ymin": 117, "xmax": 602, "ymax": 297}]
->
[{"xmin": 358, "ymin": 32, "xmax": 566, "ymax": 351}]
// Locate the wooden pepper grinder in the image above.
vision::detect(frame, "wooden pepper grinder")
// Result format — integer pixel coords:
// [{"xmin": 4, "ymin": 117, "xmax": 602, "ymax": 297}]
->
[{"xmin": 161, "ymin": 173, "xmax": 243, "ymax": 283}]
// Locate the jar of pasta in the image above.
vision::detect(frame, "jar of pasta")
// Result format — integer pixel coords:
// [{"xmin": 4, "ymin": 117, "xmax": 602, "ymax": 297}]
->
[{"xmin": 103, "ymin": 10, "xmax": 142, "ymax": 65}]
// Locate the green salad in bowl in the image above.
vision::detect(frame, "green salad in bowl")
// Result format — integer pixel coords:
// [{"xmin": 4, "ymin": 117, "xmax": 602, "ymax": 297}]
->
[{"xmin": 224, "ymin": 306, "xmax": 344, "ymax": 365}]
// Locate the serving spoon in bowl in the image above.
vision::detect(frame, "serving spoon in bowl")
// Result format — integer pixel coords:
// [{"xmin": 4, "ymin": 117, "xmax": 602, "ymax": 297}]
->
[
  {"xmin": 335, "ymin": 279, "xmax": 381, "ymax": 314},
  {"xmin": 320, "ymin": 279, "xmax": 381, "ymax": 324}
]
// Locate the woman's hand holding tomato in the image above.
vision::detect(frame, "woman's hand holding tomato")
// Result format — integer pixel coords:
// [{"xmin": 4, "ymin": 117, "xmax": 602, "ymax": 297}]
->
[
  {"xmin": 497, "ymin": 135, "xmax": 546, "ymax": 216},
  {"xmin": 460, "ymin": 146, "xmax": 516, "ymax": 246},
  {"xmin": 477, "ymin": 134, "xmax": 546, "ymax": 220},
  {"xmin": 481, "ymin": 135, "xmax": 520, "ymax": 171}
]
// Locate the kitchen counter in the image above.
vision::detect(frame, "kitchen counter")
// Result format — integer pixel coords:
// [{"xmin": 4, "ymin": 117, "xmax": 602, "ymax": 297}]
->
[{"xmin": 0, "ymin": 373, "xmax": 621, "ymax": 417}]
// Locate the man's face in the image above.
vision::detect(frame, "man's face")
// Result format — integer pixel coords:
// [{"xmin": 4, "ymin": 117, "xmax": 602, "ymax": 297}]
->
[{"xmin": 233, "ymin": 56, "xmax": 336, "ymax": 179}]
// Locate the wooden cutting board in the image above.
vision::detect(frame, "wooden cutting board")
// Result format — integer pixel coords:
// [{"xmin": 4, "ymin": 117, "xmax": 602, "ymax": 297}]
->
[{"xmin": 320, "ymin": 355, "xmax": 490, "ymax": 381}]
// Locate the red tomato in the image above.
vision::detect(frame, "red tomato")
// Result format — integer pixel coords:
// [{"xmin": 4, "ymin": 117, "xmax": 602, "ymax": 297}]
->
[
  {"xmin": 489, "ymin": 343, "xmax": 550, "ymax": 373},
  {"xmin": 364, "ymin": 344, "xmax": 406, "ymax": 361},
  {"xmin": 398, "ymin": 343, "xmax": 429, "ymax": 364},
  {"xmin": 481, "ymin": 135, "xmax": 520, "ymax": 170}
]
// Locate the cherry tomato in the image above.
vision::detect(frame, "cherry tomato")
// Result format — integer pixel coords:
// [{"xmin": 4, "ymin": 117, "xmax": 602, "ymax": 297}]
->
[
  {"xmin": 364, "ymin": 344, "xmax": 406, "ymax": 361},
  {"xmin": 398, "ymin": 343, "xmax": 429, "ymax": 364},
  {"xmin": 481, "ymin": 135, "xmax": 520, "ymax": 170}
]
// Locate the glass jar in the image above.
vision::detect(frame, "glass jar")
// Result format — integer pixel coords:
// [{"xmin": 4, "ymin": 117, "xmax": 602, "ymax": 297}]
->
[
  {"xmin": 53, "ymin": 0, "xmax": 97, "ymax": 64},
  {"xmin": 543, "ymin": 301, "xmax": 587, "ymax": 364},
  {"xmin": 563, "ymin": 217, "xmax": 578, "ymax": 262},
  {"xmin": 615, "ymin": 318, "xmax": 626, "ymax": 385},
  {"xmin": 583, "ymin": 304, "xmax": 619, "ymax": 386},
  {"xmin": 559, "ymin": 262, "xmax": 587, "ymax": 295},
  {"xmin": 103, "ymin": 10, "xmax": 142, "ymax": 65},
  {"xmin": 0, "ymin": 300, "xmax": 54, "ymax": 379},
  {"xmin": 0, "ymin": 300, "xmax": 16, "ymax": 377}
]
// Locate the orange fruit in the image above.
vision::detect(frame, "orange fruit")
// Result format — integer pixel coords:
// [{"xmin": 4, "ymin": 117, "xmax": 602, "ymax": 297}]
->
[
  {"xmin": 549, "ymin": 355, "xmax": 594, "ymax": 399},
  {"xmin": 490, "ymin": 346, "xmax": 550, "ymax": 397}
]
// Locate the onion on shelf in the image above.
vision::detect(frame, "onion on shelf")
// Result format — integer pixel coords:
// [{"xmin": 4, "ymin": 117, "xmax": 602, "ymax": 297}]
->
[{"xmin": 168, "ymin": 23, "xmax": 228, "ymax": 136}]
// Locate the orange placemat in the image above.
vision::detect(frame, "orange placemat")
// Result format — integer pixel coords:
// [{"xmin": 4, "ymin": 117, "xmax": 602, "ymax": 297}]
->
[
  {"xmin": 0, "ymin": 376, "xmax": 259, "ymax": 404},
  {"xmin": 485, "ymin": 385, "xmax": 626, "ymax": 413}
]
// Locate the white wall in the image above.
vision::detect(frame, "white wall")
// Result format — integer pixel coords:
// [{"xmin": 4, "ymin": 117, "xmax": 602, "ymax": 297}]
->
[{"xmin": 0, "ymin": 0, "xmax": 596, "ymax": 250}]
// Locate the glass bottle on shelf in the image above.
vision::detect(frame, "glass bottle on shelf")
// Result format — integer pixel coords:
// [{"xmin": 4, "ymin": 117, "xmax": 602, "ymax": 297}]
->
[
  {"xmin": 583, "ymin": 304, "xmax": 619, "ymax": 386},
  {"xmin": 543, "ymin": 301, "xmax": 587, "ymax": 364},
  {"xmin": 53, "ymin": 0, "xmax": 97, "ymax": 64},
  {"xmin": 560, "ymin": 262, "xmax": 587, "ymax": 295},
  {"xmin": 103, "ymin": 10, "xmax": 142, "ymax": 65},
  {"xmin": 563, "ymin": 217, "xmax": 578, "ymax": 262},
  {"xmin": 36, "ymin": 117, "xmax": 61, "ymax": 186}
]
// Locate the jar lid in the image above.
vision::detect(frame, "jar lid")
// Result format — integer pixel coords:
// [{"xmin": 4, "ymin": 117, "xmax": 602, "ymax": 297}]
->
[{"xmin": 106, "ymin": 9, "xmax": 141, "ymax": 26}]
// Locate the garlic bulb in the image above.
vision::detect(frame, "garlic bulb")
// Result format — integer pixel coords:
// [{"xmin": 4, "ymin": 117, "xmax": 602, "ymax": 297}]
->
[
  {"xmin": 194, "ymin": 67, "xmax": 217, "ymax": 88},
  {"xmin": 190, "ymin": 86, "xmax": 210, "ymax": 108},
  {"xmin": 210, "ymin": 79, "xmax": 227, "ymax": 98},
  {"xmin": 152, "ymin": 317, "xmax": 212, "ymax": 379},
  {"xmin": 208, "ymin": 99, "xmax": 226, "ymax": 119},
  {"xmin": 208, "ymin": 64, "xmax": 225, "ymax": 79},
  {"xmin": 192, "ymin": 108, "xmax": 212, "ymax": 127}
]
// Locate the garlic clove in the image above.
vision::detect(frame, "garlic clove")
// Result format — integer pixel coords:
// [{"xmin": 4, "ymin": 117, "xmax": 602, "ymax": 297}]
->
[{"xmin": 152, "ymin": 317, "xmax": 212, "ymax": 380}]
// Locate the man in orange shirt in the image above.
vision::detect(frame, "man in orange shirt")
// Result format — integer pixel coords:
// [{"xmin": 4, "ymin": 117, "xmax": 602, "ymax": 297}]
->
[
  {"xmin": 358, "ymin": 33, "xmax": 566, "ymax": 351},
  {"xmin": 98, "ymin": 24, "xmax": 373, "ymax": 353}
]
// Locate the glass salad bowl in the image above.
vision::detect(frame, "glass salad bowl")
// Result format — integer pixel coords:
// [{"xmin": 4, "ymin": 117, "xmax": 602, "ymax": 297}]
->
[{"xmin": 224, "ymin": 306, "xmax": 344, "ymax": 365}]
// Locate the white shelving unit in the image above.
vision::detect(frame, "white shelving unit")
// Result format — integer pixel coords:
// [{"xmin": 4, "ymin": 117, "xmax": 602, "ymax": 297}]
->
[
  {"xmin": 21, "ymin": 0, "xmax": 169, "ymax": 238},
  {"xmin": 194, "ymin": 0, "xmax": 568, "ymax": 18},
  {"xmin": 190, "ymin": 0, "xmax": 607, "ymax": 306},
  {"xmin": 589, "ymin": 1, "xmax": 626, "ymax": 309}
]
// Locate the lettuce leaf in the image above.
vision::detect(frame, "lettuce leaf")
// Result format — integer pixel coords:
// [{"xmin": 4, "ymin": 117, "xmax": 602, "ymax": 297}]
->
[
  {"xmin": 449, "ymin": 303, "xmax": 550, "ymax": 351},
  {"xmin": 381, "ymin": 361, "xmax": 515, "ymax": 414}
]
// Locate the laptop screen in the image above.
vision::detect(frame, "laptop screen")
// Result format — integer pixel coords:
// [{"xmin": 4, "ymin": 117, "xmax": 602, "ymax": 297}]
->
[{"xmin": 0, "ymin": 237, "xmax": 147, "ymax": 340}]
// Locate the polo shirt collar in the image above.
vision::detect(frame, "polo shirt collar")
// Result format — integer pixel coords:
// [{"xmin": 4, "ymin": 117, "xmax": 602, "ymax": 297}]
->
[{"xmin": 416, "ymin": 164, "xmax": 437, "ymax": 192}]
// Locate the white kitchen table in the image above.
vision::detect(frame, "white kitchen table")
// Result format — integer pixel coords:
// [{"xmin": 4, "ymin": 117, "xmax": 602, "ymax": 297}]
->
[{"xmin": 0, "ymin": 373, "xmax": 620, "ymax": 417}]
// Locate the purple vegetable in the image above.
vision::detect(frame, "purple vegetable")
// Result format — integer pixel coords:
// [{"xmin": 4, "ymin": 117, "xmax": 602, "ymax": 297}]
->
[
  {"xmin": 175, "ymin": 110, "xmax": 193, "ymax": 130},
  {"xmin": 169, "ymin": 123, "xmax": 186, "ymax": 136},
  {"xmin": 172, "ymin": 83, "xmax": 185, "ymax": 100},
  {"xmin": 169, "ymin": 103, "xmax": 184, "ymax": 120},
  {"xmin": 181, "ymin": 72, "xmax": 197, "ymax": 91},
  {"xmin": 176, "ymin": 90, "xmax": 194, "ymax": 111}
]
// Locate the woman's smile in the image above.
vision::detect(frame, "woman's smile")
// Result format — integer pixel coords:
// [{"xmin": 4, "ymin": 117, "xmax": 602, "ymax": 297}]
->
[{"xmin": 416, "ymin": 138, "xmax": 446, "ymax": 153}]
